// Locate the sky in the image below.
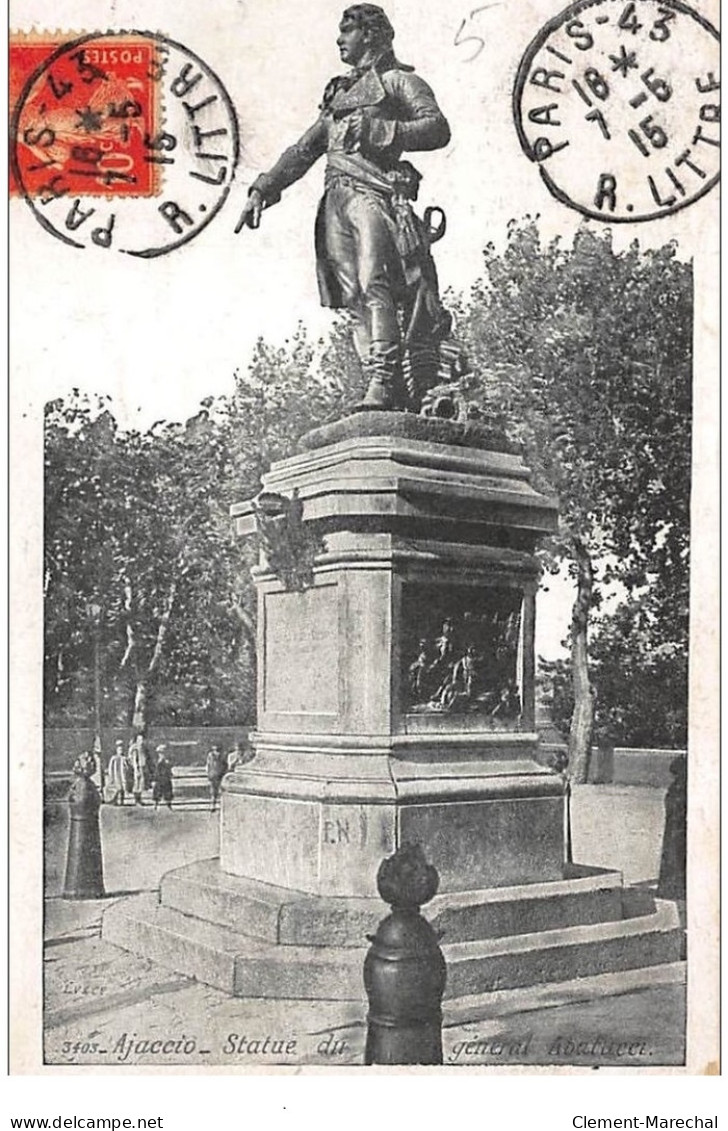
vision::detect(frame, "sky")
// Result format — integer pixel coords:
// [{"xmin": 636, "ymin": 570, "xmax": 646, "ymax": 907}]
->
[{"xmin": 10, "ymin": 0, "xmax": 718, "ymax": 657}]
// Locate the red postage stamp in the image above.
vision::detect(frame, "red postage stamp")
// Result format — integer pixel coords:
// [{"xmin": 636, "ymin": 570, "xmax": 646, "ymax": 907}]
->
[
  {"xmin": 10, "ymin": 29, "xmax": 239, "ymax": 255},
  {"xmin": 10, "ymin": 31, "xmax": 164, "ymax": 198}
]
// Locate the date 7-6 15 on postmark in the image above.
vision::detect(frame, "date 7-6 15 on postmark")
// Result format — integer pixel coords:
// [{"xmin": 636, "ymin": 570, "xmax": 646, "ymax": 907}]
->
[{"xmin": 513, "ymin": 0, "xmax": 719, "ymax": 222}]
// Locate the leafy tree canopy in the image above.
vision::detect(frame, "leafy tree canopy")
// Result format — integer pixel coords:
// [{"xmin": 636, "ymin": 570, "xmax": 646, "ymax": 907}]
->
[{"xmin": 452, "ymin": 221, "xmax": 691, "ymax": 772}]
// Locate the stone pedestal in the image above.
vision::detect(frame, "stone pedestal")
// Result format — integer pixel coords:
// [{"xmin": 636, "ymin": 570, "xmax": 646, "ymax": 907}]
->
[
  {"xmin": 223, "ymin": 412, "xmax": 562, "ymax": 897},
  {"xmin": 102, "ymin": 413, "xmax": 684, "ymax": 1006}
]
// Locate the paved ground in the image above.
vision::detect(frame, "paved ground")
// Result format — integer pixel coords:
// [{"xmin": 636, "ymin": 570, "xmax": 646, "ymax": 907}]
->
[{"xmin": 42, "ymin": 784, "xmax": 686, "ymax": 1069}]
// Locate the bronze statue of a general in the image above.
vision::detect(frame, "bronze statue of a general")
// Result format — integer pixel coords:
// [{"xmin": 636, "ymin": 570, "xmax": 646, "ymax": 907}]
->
[{"xmin": 237, "ymin": 4, "xmax": 453, "ymax": 412}]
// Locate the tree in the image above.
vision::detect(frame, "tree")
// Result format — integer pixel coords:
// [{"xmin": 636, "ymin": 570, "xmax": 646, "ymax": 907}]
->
[
  {"xmin": 112, "ymin": 409, "xmax": 249, "ymax": 733},
  {"xmin": 43, "ymin": 321, "xmax": 362, "ymax": 734},
  {"xmin": 539, "ymin": 576, "xmax": 688, "ymax": 752},
  {"xmin": 44, "ymin": 395, "xmax": 255, "ymax": 734},
  {"xmin": 44, "ymin": 394, "xmax": 123, "ymax": 724},
  {"xmin": 589, "ymin": 589, "xmax": 688, "ymax": 749},
  {"xmin": 453, "ymin": 221, "xmax": 692, "ymax": 778},
  {"xmin": 223, "ymin": 319, "xmax": 361, "ymax": 481}
]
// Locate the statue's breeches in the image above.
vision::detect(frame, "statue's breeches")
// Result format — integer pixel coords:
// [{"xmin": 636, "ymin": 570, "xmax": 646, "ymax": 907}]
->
[{"xmin": 322, "ymin": 182, "xmax": 402, "ymax": 356}]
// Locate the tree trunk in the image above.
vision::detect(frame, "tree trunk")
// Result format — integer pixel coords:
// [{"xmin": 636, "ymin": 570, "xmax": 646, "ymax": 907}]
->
[
  {"xmin": 125, "ymin": 579, "xmax": 178, "ymax": 737},
  {"xmin": 148, "ymin": 579, "xmax": 178, "ymax": 676},
  {"xmin": 232, "ymin": 594, "xmax": 257, "ymax": 659},
  {"xmin": 568, "ymin": 538, "xmax": 595, "ymax": 784},
  {"xmin": 132, "ymin": 680, "xmax": 148, "ymax": 734},
  {"xmin": 92, "ymin": 625, "xmax": 103, "ymax": 754}
]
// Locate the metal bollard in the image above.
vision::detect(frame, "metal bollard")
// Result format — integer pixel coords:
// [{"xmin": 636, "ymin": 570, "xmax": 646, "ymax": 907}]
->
[
  {"xmin": 63, "ymin": 760, "xmax": 105, "ymax": 900},
  {"xmin": 363, "ymin": 843, "xmax": 446, "ymax": 1066}
]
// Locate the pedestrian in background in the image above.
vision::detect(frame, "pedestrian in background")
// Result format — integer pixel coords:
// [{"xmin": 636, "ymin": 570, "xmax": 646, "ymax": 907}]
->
[
  {"xmin": 226, "ymin": 740, "xmax": 252, "ymax": 772},
  {"xmin": 130, "ymin": 737, "xmax": 145, "ymax": 806},
  {"xmin": 106, "ymin": 740, "xmax": 127, "ymax": 806},
  {"xmin": 206, "ymin": 744, "xmax": 227, "ymax": 812},
  {"xmin": 140, "ymin": 737, "xmax": 154, "ymax": 790},
  {"xmin": 75, "ymin": 750, "xmax": 96, "ymax": 779},
  {"xmin": 152, "ymin": 745, "xmax": 174, "ymax": 811},
  {"xmin": 122, "ymin": 739, "xmax": 134, "ymax": 796},
  {"xmin": 88, "ymin": 745, "xmax": 105, "ymax": 796}
]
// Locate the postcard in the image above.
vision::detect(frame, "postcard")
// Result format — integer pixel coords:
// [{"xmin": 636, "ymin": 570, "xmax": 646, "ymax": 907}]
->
[{"xmin": 9, "ymin": 0, "xmax": 719, "ymax": 1074}]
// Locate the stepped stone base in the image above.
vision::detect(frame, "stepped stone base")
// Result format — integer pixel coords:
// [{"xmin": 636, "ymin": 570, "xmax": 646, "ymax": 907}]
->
[
  {"xmin": 102, "ymin": 858, "xmax": 683, "ymax": 1002},
  {"xmin": 159, "ymin": 858, "xmax": 624, "ymax": 946}
]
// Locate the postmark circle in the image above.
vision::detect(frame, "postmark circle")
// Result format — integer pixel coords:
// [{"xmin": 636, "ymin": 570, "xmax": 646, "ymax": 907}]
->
[
  {"xmin": 513, "ymin": 0, "xmax": 719, "ymax": 222},
  {"xmin": 10, "ymin": 30, "xmax": 240, "ymax": 256}
]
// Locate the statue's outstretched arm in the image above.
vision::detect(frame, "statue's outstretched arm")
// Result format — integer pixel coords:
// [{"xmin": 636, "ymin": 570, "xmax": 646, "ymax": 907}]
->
[{"xmin": 236, "ymin": 119, "xmax": 327, "ymax": 232}]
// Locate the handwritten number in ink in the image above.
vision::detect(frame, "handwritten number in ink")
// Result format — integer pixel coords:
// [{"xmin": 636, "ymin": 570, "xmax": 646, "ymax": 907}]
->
[{"xmin": 455, "ymin": 5, "xmax": 501, "ymax": 62}]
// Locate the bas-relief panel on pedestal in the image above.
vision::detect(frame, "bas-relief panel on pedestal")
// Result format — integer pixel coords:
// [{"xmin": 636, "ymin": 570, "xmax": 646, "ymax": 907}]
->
[{"xmin": 401, "ymin": 583, "xmax": 524, "ymax": 726}]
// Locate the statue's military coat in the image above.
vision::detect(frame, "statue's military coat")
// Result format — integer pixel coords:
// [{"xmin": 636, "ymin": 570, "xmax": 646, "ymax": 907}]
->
[{"xmin": 251, "ymin": 53, "xmax": 450, "ymax": 309}]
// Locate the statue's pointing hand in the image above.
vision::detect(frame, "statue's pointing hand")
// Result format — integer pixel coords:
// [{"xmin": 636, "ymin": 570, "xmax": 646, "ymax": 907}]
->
[{"xmin": 235, "ymin": 188, "xmax": 264, "ymax": 233}]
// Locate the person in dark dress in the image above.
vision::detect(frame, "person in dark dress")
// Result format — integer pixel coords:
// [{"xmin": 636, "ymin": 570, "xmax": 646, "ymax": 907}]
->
[
  {"xmin": 206, "ymin": 744, "xmax": 228, "ymax": 812},
  {"xmin": 152, "ymin": 746, "xmax": 174, "ymax": 810}
]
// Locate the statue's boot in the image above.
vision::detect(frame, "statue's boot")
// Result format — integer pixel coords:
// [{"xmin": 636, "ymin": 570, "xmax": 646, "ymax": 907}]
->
[
  {"xmin": 359, "ymin": 374, "xmax": 393, "ymax": 410},
  {"xmin": 403, "ymin": 341, "xmax": 440, "ymax": 411},
  {"xmin": 356, "ymin": 344, "xmax": 406, "ymax": 411}
]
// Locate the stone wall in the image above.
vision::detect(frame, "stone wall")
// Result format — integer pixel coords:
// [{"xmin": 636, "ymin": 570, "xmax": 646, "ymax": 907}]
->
[{"xmin": 538, "ymin": 743, "xmax": 684, "ymax": 788}]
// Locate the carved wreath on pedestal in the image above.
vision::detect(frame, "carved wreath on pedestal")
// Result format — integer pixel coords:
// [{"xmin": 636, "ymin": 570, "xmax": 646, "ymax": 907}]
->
[{"xmin": 251, "ymin": 490, "xmax": 321, "ymax": 591}]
